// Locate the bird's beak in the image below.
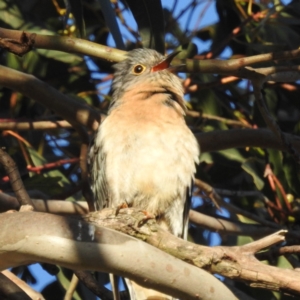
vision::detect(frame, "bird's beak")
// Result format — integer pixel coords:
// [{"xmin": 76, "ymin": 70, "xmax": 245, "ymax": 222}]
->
[{"xmin": 151, "ymin": 50, "xmax": 183, "ymax": 72}]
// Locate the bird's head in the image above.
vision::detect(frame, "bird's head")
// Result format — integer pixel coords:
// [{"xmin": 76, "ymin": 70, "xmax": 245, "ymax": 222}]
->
[{"xmin": 110, "ymin": 48, "xmax": 185, "ymax": 111}]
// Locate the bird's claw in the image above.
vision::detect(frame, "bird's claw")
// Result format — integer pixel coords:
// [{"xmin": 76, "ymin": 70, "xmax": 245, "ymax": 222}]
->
[
  {"xmin": 137, "ymin": 210, "xmax": 155, "ymax": 227},
  {"xmin": 115, "ymin": 202, "xmax": 129, "ymax": 216}
]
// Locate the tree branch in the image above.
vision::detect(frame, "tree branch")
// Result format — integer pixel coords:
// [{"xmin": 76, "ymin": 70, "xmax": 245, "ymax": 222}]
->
[
  {"xmin": 0, "ymin": 196, "xmax": 277, "ymax": 237},
  {"xmin": 0, "ymin": 120, "xmax": 72, "ymax": 131},
  {"xmin": 0, "ymin": 65, "xmax": 102, "ymax": 132},
  {"xmin": 1, "ymin": 28, "xmax": 300, "ymax": 75},
  {"xmin": 86, "ymin": 208, "xmax": 300, "ymax": 296},
  {"xmin": 0, "ymin": 211, "xmax": 236, "ymax": 300},
  {"xmin": 0, "ymin": 149, "xmax": 34, "ymax": 208}
]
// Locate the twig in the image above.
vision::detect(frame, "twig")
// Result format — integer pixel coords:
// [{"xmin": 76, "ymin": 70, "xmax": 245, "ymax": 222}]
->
[
  {"xmin": 64, "ymin": 273, "xmax": 79, "ymax": 300},
  {"xmin": 1, "ymin": 270, "xmax": 45, "ymax": 300},
  {"xmin": 187, "ymin": 111, "xmax": 252, "ymax": 128},
  {"xmin": 189, "ymin": 210, "xmax": 276, "ymax": 237},
  {"xmin": 256, "ymin": 245, "xmax": 300, "ymax": 261},
  {"xmin": 194, "ymin": 179, "xmax": 280, "ymax": 229},
  {"xmin": 0, "ymin": 272, "xmax": 31, "ymax": 300},
  {"xmin": 241, "ymin": 230, "xmax": 287, "ymax": 253},
  {"xmin": 0, "ymin": 120, "xmax": 72, "ymax": 131},
  {"xmin": 74, "ymin": 270, "xmax": 115, "ymax": 300},
  {"xmin": 0, "ymin": 149, "xmax": 34, "ymax": 208}
]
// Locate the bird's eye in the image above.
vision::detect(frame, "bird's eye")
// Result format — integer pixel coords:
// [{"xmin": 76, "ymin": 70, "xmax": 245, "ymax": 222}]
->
[{"xmin": 132, "ymin": 64, "xmax": 146, "ymax": 75}]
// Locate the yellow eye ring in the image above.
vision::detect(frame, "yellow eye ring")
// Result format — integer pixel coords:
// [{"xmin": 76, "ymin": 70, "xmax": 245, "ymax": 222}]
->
[{"xmin": 132, "ymin": 64, "xmax": 146, "ymax": 75}]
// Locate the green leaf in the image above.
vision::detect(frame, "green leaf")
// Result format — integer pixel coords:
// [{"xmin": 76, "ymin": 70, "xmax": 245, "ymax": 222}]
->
[
  {"xmin": 218, "ymin": 148, "xmax": 247, "ymax": 163},
  {"xmin": 0, "ymin": 1, "xmax": 24, "ymax": 29},
  {"xmin": 236, "ymin": 235, "xmax": 253, "ymax": 246},
  {"xmin": 242, "ymin": 158, "xmax": 265, "ymax": 190},
  {"xmin": 25, "ymin": 146, "xmax": 73, "ymax": 198}
]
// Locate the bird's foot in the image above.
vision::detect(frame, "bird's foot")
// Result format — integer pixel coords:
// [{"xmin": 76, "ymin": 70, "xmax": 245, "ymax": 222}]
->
[
  {"xmin": 137, "ymin": 210, "xmax": 155, "ymax": 227},
  {"xmin": 115, "ymin": 202, "xmax": 129, "ymax": 216}
]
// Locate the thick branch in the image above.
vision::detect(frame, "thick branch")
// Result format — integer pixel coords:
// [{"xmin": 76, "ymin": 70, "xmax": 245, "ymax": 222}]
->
[
  {"xmin": 0, "ymin": 196, "xmax": 277, "ymax": 237},
  {"xmin": 1, "ymin": 270, "xmax": 44, "ymax": 300},
  {"xmin": 1, "ymin": 205, "xmax": 300, "ymax": 295},
  {"xmin": 0, "ymin": 211, "xmax": 235, "ymax": 300},
  {"xmin": 195, "ymin": 129, "xmax": 300, "ymax": 154},
  {"xmin": 0, "ymin": 273, "xmax": 31, "ymax": 300},
  {"xmin": 86, "ymin": 209, "xmax": 300, "ymax": 296}
]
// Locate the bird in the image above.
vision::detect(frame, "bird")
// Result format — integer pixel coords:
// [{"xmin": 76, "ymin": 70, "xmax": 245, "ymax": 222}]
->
[{"xmin": 89, "ymin": 48, "xmax": 200, "ymax": 299}]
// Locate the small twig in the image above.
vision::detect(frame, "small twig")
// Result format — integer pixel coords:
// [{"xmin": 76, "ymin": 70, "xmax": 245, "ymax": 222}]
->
[
  {"xmin": 1, "ymin": 158, "xmax": 79, "ymax": 182},
  {"xmin": 0, "ymin": 119, "xmax": 72, "ymax": 131},
  {"xmin": 241, "ymin": 230, "xmax": 287, "ymax": 253},
  {"xmin": 0, "ymin": 148, "xmax": 34, "ymax": 209},
  {"xmin": 186, "ymin": 111, "xmax": 251, "ymax": 128},
  {"xmin": 74, "ymin": 270, "xmax": 115, "ymax": 300},
  {"xmin": 194, "ymin": 179, "xmax": 280, "ymax": 229},
  {"xmin": 64, "ymin": 273, "xmax": 79, "ymax": 300},
  {"xmin": 271, "ymin": 172, "xmax": 292, "ymax": 213},
  {"xmin": 1, "ymin": 270, "xmax": 45, "ymax": 300},
  {"xmin": 189, "ymin": 210, "xmax": 276, "ymax": 237},
  {"xmin": 0, "ymin": 272, "xmax": 32, "ymax": 300},
  {"xmin": 191, "ymin": 76, "xmax": 239, "ymax": 91},
  {"xmin": 256, "ymin": 245, "xmax": 300, "ymax": 262}
]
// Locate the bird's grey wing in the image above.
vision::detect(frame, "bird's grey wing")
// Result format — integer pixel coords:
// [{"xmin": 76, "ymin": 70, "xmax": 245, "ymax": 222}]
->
[
  {"xmin": 89, "ymin": 140, "xmax": 110, "ymax": 210},
  {"xmin": 90, "ymin": 141, "xmax": 121, "ymax": 300},
  {"xmin": 182, "ymin": 184, "xmax": 192, "ymax": 240}
]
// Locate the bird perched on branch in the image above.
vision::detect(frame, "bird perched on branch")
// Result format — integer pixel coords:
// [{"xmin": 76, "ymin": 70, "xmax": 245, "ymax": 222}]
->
[{"xmin": 89, "ymin": 48, "xmax": 200, "ymax": 300}]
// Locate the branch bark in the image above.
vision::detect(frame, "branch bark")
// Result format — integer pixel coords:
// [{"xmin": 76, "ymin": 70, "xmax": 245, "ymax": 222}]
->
[
  {"xmin": 0, "ymin": 65, "xmax": 102, "ymax": 132},
  {"xmin": 0, "ymin": 209, "xmax": 299, "ymax": 296},
  {"xmin": 0, "ymin": 196, "xmax": 278, "ymax": 238},
  {"xmin": 2, "ymin": 28, "xmax": 300, "ymax": 75},
  {"xmin": 0, "ymin": 211, "xmax": 236, "ymax": 300},
  {"xmin": 0, "ymin": 149, "xmax": 34, "ymax": 208}
]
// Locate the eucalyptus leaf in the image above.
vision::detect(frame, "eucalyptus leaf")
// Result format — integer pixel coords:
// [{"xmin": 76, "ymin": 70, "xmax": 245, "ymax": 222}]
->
[{"xmin": 242, "ymin": 158, "xmax": 265, "ymax": 190}]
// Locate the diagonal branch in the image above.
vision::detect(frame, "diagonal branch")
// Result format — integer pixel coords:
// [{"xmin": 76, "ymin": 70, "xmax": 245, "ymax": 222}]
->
[
  {"xmin": 86, "ymin": 208, "xmax": 300, "ymax": 296},
  {"xmin": 0, "ymin": 65, "xmax": 102, "ymax": 132},
  {"xmin": 0, "ymin": 149, "xmax": 34, "ymax": 208}
]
